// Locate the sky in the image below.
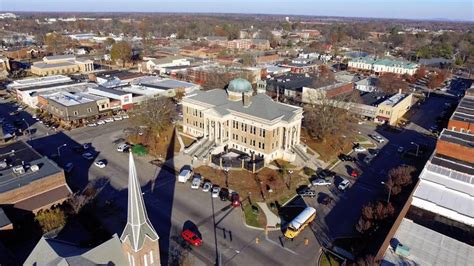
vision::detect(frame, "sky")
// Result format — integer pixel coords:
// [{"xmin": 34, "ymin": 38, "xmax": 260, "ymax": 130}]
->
[{"xmin": 1, "ymin": 0, "xmax": 473, "ymax": 21}]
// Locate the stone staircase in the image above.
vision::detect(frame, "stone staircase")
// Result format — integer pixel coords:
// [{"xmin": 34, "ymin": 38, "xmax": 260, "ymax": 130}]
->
[
  {"xmin": 292, "ymin": 144, "xmax": 310, "ymax": 162},
  {"xmin": 186, "ymin": 138, "xmax": 215, "ymax": 160}
]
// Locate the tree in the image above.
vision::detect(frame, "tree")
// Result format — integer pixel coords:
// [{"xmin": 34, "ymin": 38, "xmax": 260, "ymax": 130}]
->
[
  {"xmin": 131, "ymin": 97, "xmax": 176, "ymax": 136},
  {"xmin": 35, "ymin": 208, "xmax": 66, "ymax": 233},
  {"xmin": 385, "ymin": 165, "xmax": 416, "ymax": 196},
  {"xmin": 44, "ymin": 33, "xmax": 69, "ymax": 55},
  {"xmin": 104, "ymin": 37, "xmax": 115, "ymax": 47},
  {"xmin": 377, "ymin": 74, "xmax": 409, "ymax": 94},
  {"xmin": 240, "ymin": 53, "xmax": 256, "ymax": 66},
  {"xmin": 413, "ymin": 66, "xmax": 427, "ymax": 80},
  {"xmin": 110, "ymin": 41, "xmax": 132, "ymax": 67}
]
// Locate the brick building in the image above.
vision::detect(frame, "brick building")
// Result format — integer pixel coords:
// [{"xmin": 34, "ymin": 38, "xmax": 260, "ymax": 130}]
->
[
  {"xmin": 0, "ymin": 141, "xmax": 71, "ymax": 214},
  {"xmin": 447, "ymin": 87, "xmax": 474, "ymax": 134}
]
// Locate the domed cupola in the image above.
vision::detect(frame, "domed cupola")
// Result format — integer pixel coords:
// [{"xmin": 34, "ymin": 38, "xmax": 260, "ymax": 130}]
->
[{"xmin": 227, "ymin": 78, "xmax": 253, "ymax": 103}]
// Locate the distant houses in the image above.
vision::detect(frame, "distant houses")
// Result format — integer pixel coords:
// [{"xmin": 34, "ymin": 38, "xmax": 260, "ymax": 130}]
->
[{"xmin": 348, "ymin": 57, "xmax": 419, "ymax": 76}]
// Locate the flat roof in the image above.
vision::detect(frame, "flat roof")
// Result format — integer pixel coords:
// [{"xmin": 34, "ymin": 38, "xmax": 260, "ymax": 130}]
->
[
  {"xmin": 439, "ymin": 129, "xmax": 474, "ymax": 149},
  {"xmin": 382, "ymin": 218, "xmax": 474, "ymax": 266},
  {"xmin": 266, "ymin": 74, "xmax": 313, "ymax": 91},
  {"xmin": 32, "ymin": 61, "xmax": 78, "ymax": 69},
  {"xmin": 379, "ymin": 93, "xmax": 408, "ymax": 107},
  {"xmin": 451, "ymin": 96, "xmax": 474, "ymax": 124},
  {"xmin": 44, "ymin": 54, "xmax": 75, "ymax": 61},
  {"xmin": 0, "ymin": 141, "xmax": 63, "ymax": 194},
  {"xmin": 0, "ymin": 208, "xmax": 11, "ymax": 228},
  {"xmin": 44, "ymin": 91, "xmax": 99, "ymax": 107}
]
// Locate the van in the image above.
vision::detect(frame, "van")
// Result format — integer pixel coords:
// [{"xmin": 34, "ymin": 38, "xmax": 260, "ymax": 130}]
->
[{"xmin": 178, "ymin": 169, "xmax": 192, "ymax": 183}]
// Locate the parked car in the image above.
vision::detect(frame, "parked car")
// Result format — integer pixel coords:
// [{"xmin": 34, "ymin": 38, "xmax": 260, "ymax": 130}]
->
[
  {"xmin": 113, "ymin": 116, "xmax": 123, "ymax": 121},
  {"xmin": 202, "ymin": 182, "xmax": 212, "ymax": 192},
  {"xmin": 121, "ymin": 114, "xmax": 129, "ymax": 119},
  {"xmin": 338, "ymin": 154, "xmax": 356, "ymax": 162},
  {"xmin": 82, "ymin": 152, "xmax": 94, "ymax": 160},
  {"xmin": 94, "ymin": 160, "xmax": 107, "ymax": 168},
  {"xmin": 370, "ymin": 134, "xmax": 385, "ymax": 143},
  {"xmin": 178, "ymin": 169, "xmax": 192, "ymax": 183},
  {"xmin": 104, "ymin": 117, "xmax": 114, "ymax": 123},
  {"xmin": 64, "ymin": 162, "xmax": 74, "ymax": 173},
  {"xmin": 230, "ymin": 193, "xmax": 241, "ymax": 207},
  {"xmin": 97, "ymin": 120, "xmax": 106, "ymax": 125},
  {"xmin": 181, "ymin": 229, "xmax": 202, "ymax": 246},
  {"xmin": 191, "ymin": 175, "xmax": 202, "ymax": 189},
  {"xmin": 353, "ymin": 146, "xmax": 367, "ymax": 152},
  {"xmin": 311, "ymin": 178, "xmax": 331, "ymax": 186},
  {"xmin": 297, "ymin": 187, "xmax": 316, "ymax": 198},
  {"xmin": 351, "ymin": 169, "xmax": 359, "ymax": 177},
  {"xmin": 219, "ymin": 188, "xmax": 230, "ymax": 201},
  {"xmin": 338, "ymin": 179, "xmax": 350, "ymax": 191},
  {"xmin": 211, "ymin": 185, "xmax": 220, "ymax": 198},
  {"xmin": 117, "ymin": 143, "xmax": 130, "ymax": 152},
  {"xmin": 318, "ymin": 169, "xmax": 335, "ymax": 179},
  {"xmin": 86, "ymin": 123, "xmax": 97, "ymax": 127}
]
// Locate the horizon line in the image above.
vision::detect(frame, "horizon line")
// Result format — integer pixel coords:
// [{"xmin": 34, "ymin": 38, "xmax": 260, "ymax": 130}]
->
[{"xmin": 3, "ymin": 10, "xmax": 474, "ymax": 23}]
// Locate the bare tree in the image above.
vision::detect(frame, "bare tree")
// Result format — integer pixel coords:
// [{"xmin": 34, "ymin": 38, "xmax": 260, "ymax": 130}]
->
[
  {"xmin": 131, "ymin": 97, "xmax": 176, "ymax": 137},
  {"xmin": 377, "ymin": 73, "xmax": 409, "ymax": 94},
  {"xmin": 385, "ymin": 165, "xmax": 416, "ymax": 196}
]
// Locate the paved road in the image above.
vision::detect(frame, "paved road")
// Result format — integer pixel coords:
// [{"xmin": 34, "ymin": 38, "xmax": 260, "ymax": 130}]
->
[{"xmin": 0, "ymin": 100, "xmax": 320, "ymax": 265}]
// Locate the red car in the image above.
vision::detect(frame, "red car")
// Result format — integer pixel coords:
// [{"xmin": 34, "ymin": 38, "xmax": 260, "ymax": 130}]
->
[
  {"xmin": 351, "ymin": 170, "xmax": 359, "ymax": 177},
  {"xmin": 181, "ymin": 229, "xmax": 202, "ymax": 246},
  {"xmin": 231, "ymin": 193, "xmax": 241, "ymax": 207}
]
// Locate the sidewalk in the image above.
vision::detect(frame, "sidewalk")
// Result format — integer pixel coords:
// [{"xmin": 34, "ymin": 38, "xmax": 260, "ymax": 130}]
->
[{"xmin": 257, "ymin": 202, "xmax": 280, "ymax": 228}]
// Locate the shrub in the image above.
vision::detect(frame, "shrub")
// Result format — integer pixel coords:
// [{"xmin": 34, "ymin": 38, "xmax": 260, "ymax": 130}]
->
[
  {"xmin": 35, "ymin": 208, "xmax": 66, "ymax": 233},
  {"xmin": 132, "ymin": 144, "xmax": 148, "ymax": 156}
]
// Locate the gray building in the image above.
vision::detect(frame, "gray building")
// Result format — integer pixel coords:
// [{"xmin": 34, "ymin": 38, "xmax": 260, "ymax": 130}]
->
[{"xmin": 38, "ymin": 91, "xmax": 101, "ymax": 122}]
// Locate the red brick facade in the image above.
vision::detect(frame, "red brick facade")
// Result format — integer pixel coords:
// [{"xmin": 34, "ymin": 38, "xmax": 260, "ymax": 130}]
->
[
  {"xmin": 436, "ymin": 139, "xmax": 474, "ymax": 164},
  {"xmin": 122, "ymin": 235, "xmax": 161, "ymax": 266},
  {"xmin": 447, "ymin": 119, "xmax": 474, "ymax": 134}
]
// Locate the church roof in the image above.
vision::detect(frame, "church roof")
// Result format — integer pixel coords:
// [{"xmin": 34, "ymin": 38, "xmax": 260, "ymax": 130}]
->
[
  {"xmin": 120, "ymin": 153, "xmax": 159, "ymax": 251},
  {"xmin": 24, "ymin": 234, "xmax": 127, "ymax": 265}
]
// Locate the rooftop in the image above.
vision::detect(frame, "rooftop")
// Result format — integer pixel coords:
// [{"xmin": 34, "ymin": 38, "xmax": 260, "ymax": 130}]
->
[
  {"xmin": 32, "ymin": 61, "xmax": 77, "ymax": 69},
  {"xmin": 450, "ymin": 95, "xmax": 474, "ymax": 124},
  {"xmin": 439, "ymin": 129, "xmax": 474, "ymax": 149},
  {"xmin": 351, "ymin": 57, "xmax": 418, "ymax": 69},
  {"xmin": 379, "ymin": 93, "xmax": 408, "ymax": 107},
  {"xmin": 7, "ymin": 75, "xmax": 72, "ymax": 89},
  {"xmin": 0, "ymin": 141, "xmax": 63, "ymax": 194},
  {"xmin": 265, "ymin": 74, "xmax": 313, "ymax": 92},
  {"xmin": 0, "ymin": 208, "xmax": 11, "ymax": 228},
  {"xmin": 382, "ymin": 218, "xmax": 474, "ymax": 266},
  {"xmin": 44, "ymin": 91, "xmax": 102, "ymax": 107},
  {"xmin": 44, "ymin": 54, "xmax": 76, "ymax": 61},
  {"xmin": 357, "ymin": 91, "xmax": 390, "ymax": 106},
  {"xmin": 185, "ymin": 89, "xmax": 302, "ymax": 123}
]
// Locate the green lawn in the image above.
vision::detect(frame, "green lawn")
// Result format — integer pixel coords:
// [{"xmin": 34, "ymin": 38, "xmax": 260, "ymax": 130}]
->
[
  {"xmin": 319, "ymin": 253, "xmax": 341, "ymax": 266},
  {"xmin": 243, "ymin": 204, "xmax": 262, "ymax": 228},
  {"xmin": 354, "ymin": 135, "xmax": 369, "ymax": 143}
]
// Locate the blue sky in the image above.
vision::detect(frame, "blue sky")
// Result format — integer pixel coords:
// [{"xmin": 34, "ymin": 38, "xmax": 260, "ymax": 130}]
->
[{"xmin": 1, "ymin": 0, "xmax": 473, "ymax": 21}]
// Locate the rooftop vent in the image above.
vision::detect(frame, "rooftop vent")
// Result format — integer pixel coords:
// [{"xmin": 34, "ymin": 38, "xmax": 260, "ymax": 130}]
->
[{"xmin": 30, "ymin": 164, "xmax": 39, "ymax": 172}]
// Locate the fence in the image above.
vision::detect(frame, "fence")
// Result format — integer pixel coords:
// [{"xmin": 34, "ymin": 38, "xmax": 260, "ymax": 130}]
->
[{"xmin": 211, "ymin": 149, "xmax": 265, "ymax": 173}]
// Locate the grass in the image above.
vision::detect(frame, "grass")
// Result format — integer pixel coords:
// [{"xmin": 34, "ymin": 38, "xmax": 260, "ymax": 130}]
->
[
  {"xmin": 127, "ymin": 126, "xmax": 180, "ymax": 159},
  {"xmin": 242, "ymin": 204, "xmax": 266, "ymax": 228},
  {"xmin": 301, "ymin": 129, "xmax": 354, "ymax": 162},
  {"xmin": 354, "ymin": 134, "xmax": 369, "ymax": 143},
  {"xmin": 319, "ymin": 252, "xmax": 341, "ymax": 266}
]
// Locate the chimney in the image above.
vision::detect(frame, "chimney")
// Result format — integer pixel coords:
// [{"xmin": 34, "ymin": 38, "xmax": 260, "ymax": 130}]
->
[{"xmin": 243, "ymin": 92, "xmax": 252, "ymax": 107}]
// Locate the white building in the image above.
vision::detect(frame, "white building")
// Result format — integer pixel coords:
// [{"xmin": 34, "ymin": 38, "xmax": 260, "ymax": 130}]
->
[
  {"xmin": 349, "ymin": 57, "xmax": 418, "ymax": 75},
  {"xmin": 140, "ymin": 56, "xmax": 190, "ymax": 74}
]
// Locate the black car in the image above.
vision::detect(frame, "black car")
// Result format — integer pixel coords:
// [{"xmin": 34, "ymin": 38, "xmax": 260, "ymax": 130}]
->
[
  {"xmin": 297, "ymin": 188, "xmax": 316, "ymax": 198},
  {"xmin": 318, "ymin": 169, "xmax": 336, "ymax": 179},
  {"xmin": 73, "ymin": 145, "xmax": 85, "ymax": 153},
  {"xmin": 219, "ymin": 188, "xmax": 230, "ymax": 201},
  {"xmin": 338, "ymin": 154, "xmax": 355, "ymax": 162}
]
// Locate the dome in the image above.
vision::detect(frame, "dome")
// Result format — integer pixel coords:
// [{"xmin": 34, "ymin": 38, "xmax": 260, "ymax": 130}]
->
[{"xmin": 228, "ymin": 78, "xmax": 252, "ymax": 93}]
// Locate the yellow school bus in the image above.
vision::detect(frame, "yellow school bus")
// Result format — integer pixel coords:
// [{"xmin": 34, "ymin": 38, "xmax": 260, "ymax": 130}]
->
[{"xmin": 284, "ymin": 207, "xmax": 316, "ymax": 239}]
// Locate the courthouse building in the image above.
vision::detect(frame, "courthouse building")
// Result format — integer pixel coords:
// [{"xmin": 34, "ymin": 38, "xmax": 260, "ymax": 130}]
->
[{"xmin": 182, "ymin": 78, "xmax": 303, "ymax": 163}]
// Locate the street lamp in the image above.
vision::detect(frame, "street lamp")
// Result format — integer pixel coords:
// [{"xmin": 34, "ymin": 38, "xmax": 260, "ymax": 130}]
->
[
  {"xmin": 381, "ymin": 181, "xmax": 391, "ymax": 203},
  {"xmin": 410, "ymin": 142, "xmax": 420, "ymax": 157},
  {"xmin": 22, "ymin": 119, "xmax": 31, "ymax": 140},
  {"xmin": 57, "ymin": 144, "xmax": 67, "ymax": 157}
]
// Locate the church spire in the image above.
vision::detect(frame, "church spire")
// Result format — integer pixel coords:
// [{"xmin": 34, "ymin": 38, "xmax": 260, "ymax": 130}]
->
[{"xmin": 120, "ymin": 153, "xmax": 159, "ymax": 252}]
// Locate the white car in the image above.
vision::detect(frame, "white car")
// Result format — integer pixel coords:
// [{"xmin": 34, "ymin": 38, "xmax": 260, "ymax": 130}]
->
[
  {"xmin": 191, "ymin": 176, "xmax": 202, "ymax": 189},
  {"xmin": 87, "ymin": 123, "xmax": 97, "ymax": 127},
  {"xmin": 117, "ymin": 143, "xmax": 130, "ymax": 152},
  {"xmin": 94, "ymin": 160, "xmax": 107, "ymax": 168},
  {"xmin": 211, "ymin": 186, "xmax": 220, "ymax": 198},
  {"xmin": 311, "ymin": 178, "xmax": 331, "ymax": 186},
  {"xmin": 82, "ymin": 152, "xmax": 94, "ymax": 160},
  {"xmin": 338, "ymin": 179, "xmax": 350, "ymax": 191},
  {"xmin": 353, "ymin": 146, "xmax": 367, "ymax": 152},
  {"xmin": 121, "ymin": 114, "xmax": 129, "ymax": 119},
  {"xmin": 371, "ymin": 134, "xmax": 385, "ymax": 143},
  {"xmin": 97, "ymin": 120, "xmax": 106, "ymax": 125},
  {"xmin": 104, "ymin": 117, "xmax": 114, "ymax": 123},
  {"xmin": 113, "ymin": 116, "xmax": 123, "ymax": 121},
  {"xmin": 202, "ymin": 182, "xmax": 212, "ymax": 192}
]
